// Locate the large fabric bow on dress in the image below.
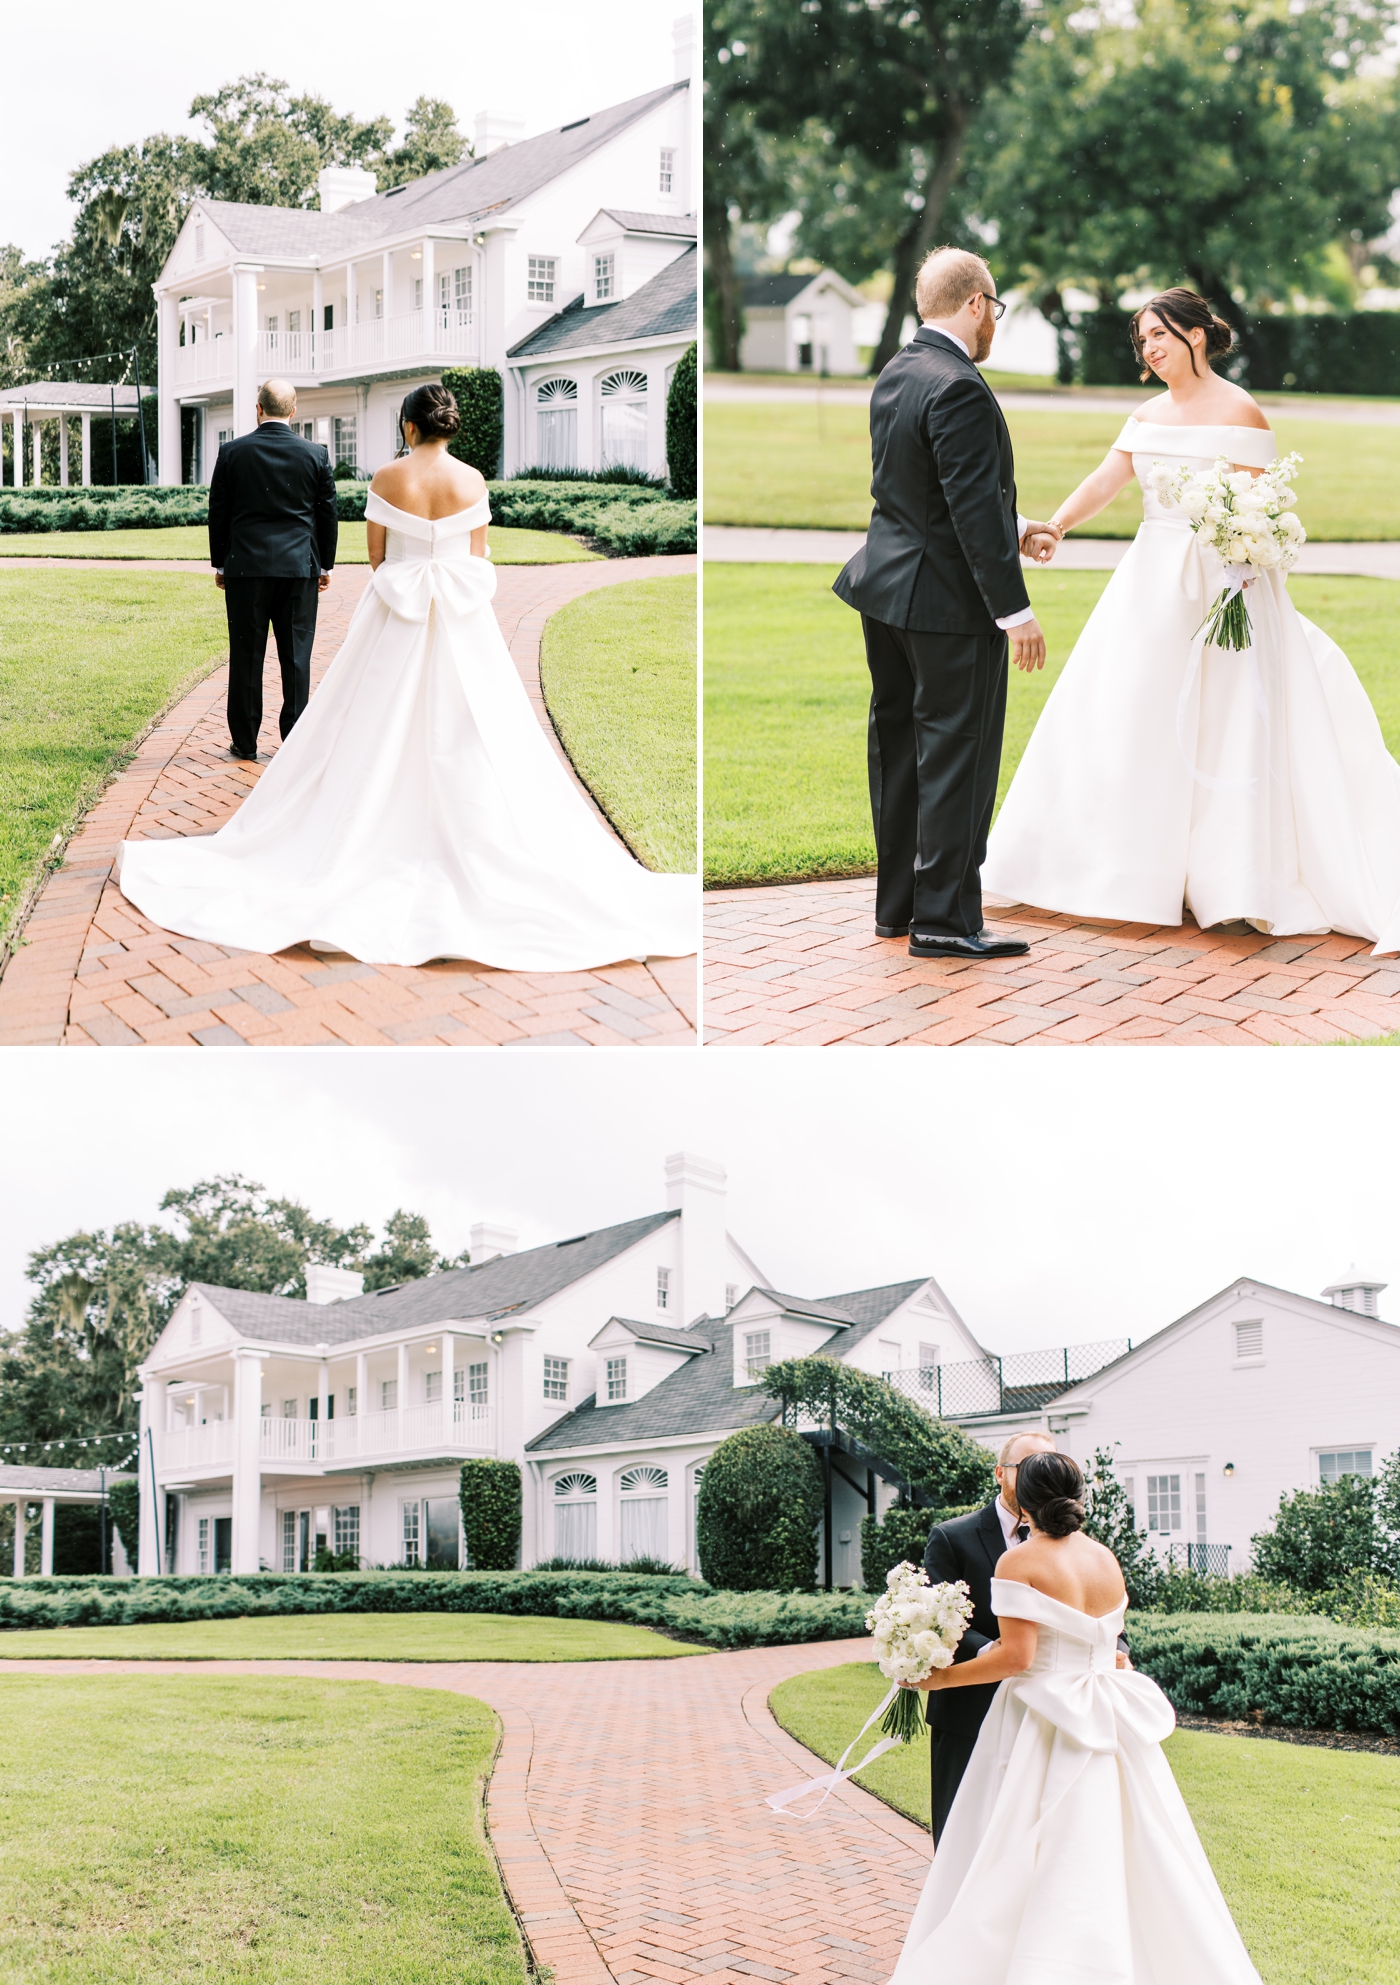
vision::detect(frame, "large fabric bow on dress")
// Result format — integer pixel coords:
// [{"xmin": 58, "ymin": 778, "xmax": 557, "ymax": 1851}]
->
[{"xmin": 369, "ymin": 550, "xmax": 498, "ymax": 623}]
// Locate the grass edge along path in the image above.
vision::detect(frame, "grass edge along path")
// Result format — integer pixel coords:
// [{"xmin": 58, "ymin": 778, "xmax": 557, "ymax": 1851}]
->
[
  {"xmin": 770, "ymin": 1661, "xmax": 1400, "ymax": 1985},
  {"xmin": 540, "ymin": 571, "xmax": 697, "ymax": 872},
  {"xmin": 0, "ymin": 569, "xmax": 229, "ymax": 945},
  {"xmin": 0, "ymin": 521, "xmax": 599, "ymax": 564},
  {"xmin": 0, "ymin": 1608, "xmax": 702, "ymax": 1662},
  {"xmin": 0, "ymin": 1672, "xmax": 528, "ymax": 1985},
  {"xmin": 703, "ymin": 564, "xmax": 1400, "ymax": 889}
]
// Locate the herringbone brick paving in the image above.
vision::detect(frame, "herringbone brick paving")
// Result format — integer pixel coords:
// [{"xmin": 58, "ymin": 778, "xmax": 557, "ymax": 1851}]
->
[
  {"xmin": 2, "ymin": 1637, "xmax": 929, "ymax": 1985},
  {"xmin": 0, "ymin": 556, "xmax": 697, "ymax": 1047},
  {"xmin": 704, "ymin": 877, "xmax": 1400, "ymax": 1046}
]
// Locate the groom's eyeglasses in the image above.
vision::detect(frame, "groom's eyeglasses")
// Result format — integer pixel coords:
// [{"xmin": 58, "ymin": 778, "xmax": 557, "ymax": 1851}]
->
[{"xmin": 981, "ymin": 293, "xmax": 1008, "ymax": 321}]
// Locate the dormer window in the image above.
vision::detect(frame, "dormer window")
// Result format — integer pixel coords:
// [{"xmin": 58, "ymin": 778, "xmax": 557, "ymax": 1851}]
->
[
  {"xmin": 659, "ymin": 148, "xmax": 675, "ymax": 193},
  {"xmin": 594, "ymin": 252, "xmax": 615, "ymax": 302},
  {"xmin": 745, "ymin": 1329, "xmax": 771, "ymax": 1378},
  {"xmin": 656, "ymin": 1267, "xmax": 670, "ymax": 1311},
  {"xmin": 606, "ymin": 1356, "xmax": 628, "ymax": 1401}
]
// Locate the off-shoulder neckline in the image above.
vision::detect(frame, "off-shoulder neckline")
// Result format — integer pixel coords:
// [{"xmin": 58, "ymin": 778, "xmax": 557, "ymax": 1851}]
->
[
  {"xmin": 367, "ymin": 491, "xmax": 489, "ymax": 523},
  {"xmin": 990, "ymin": 1574, "xmax": 1128, "ymax": 1627},
  {"xmin": 1120, "ymin": 416, "xmax": 1274, "ymax": 434}
]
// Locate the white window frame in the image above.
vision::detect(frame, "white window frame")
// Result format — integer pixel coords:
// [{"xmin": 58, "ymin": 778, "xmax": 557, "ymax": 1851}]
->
[
  {"xmin": 1146, "ymin": 1473, "xmax": 1182, "ymax": 1534},
  {"xmin": 594, "ymin": 252, "xmax": 615, "ymax": 302},
  {"xmin": 425, "ymin": 1370, "xmax": 443, "ymax": 1403},
  {"xmin": 199, "ymin": 1516, "xmax": 212, "ymax": 1574},
  {"xmin": 401, "ymin": 1499, "xmax": 422, "ymax": 1566},
  {"xmin": 333, "ymin": 415, "xmax": 357, "ymax": 471},
  {"xmin": 656, "ymin": 1266, "xmax": 670, "ymax": 1312},
  {"xmin": 380, "ymin": 1378, "xmax": 397, "ymax": 1411},
  {"xmin": 606, "ymin": 1356, "xmax": 628, "ymax": 1402},
  {"xmin": 468, "ymin": 1362, "xmax": 488, "ymax": 1406},
  {"xmin": 333, "ymin": 1504, "xmax": 360, "ymax": 1558},
  {"xmin": 745, "ymin": 1329, "xmax": 772, "ymax": 1378},
  {"xmin": 543, "ymin": 1355, "xmax": 569, "ymax": 1403},
  {"xmin": 527, "ymin": 255, "xmax": 557, "ymax": 305},
  {"xmin": 659, "ymin": 147, "xmax": 675, "ymax": 194},
  {"xmin": 1318, "ymin": 1448, "xmax": 1374, "ymax": 1485}
]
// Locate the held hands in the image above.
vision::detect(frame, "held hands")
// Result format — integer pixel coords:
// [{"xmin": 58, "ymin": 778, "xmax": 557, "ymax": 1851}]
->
[{"xmin": 1019, "ymin": 518, "xmax": 1063, "ymax": 565}]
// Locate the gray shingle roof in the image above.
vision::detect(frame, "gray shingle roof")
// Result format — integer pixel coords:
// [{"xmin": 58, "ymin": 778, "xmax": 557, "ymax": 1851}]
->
[
  {"xmin": 198, "ymin": 84, "xmax": 687, "ymax": 262},
  {"xmin": 506, "ymin": 246, "xmax": 696, "ymax": 358},
  {"xmin": 603, "ymin": 1318, "xmax": 712, "ymax": 1352},
  {"xmin": 740, "ymin": 274, "xmax": 818, "ymax": 308},
  {"xmin": 191, "ymin": 1210, "xmax": 679, "ymax": 1349},
  {"xmin": 595, "ymin": 210, "xmax": 696, "ymax": 236},
  {"xmin": 527, "ymin": 1278, "xmax": 933, "ymax": 1454},
  {"xmin": 0, "ymin": 382, "xmax": 147, "ymax": 410},
  {"xmin": 0, "ymin": 1464, "xmax": 134, "ymax": 1494}
]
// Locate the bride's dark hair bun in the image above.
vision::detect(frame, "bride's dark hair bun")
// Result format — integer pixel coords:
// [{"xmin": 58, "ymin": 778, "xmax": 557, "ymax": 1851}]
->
[
  {"xmin": 400, "ymin": 383, "xmax": 461, "ymax": 442},
  {"xmin": 1129, "ymin": 288, "xmax": 1235, "ymax": 382},
  {"xmin": 1015, "ymin": 1450, "xmax": 1086, "ymax": 1538}
]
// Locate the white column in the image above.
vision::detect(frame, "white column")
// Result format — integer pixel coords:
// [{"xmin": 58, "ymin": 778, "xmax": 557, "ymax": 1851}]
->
[
  {"xmin": 156, "ymin": 291, "xmax": 181, "ymax": 484},
  {"xmin": 40, "ymin": 1497, "xmax": 55, "ymax": 1576},
  {"xmin": 30, "ymin": 418, "xmax": 41, "ymax": 487},
  {"xmin": 11, "ymin": 409, "xmax": 20, "ymax": 489},
  {"xmin": 317, "ymin": 1358, "xmax": 330, "ymax": 1457},
  {"xmin": 382, "ymin": 248, "xmax": 393, "ymax": 322},
  {"xmin": 80, "ymin": 411, "xmax": 91, "ymax": 486},
  {"xmin": 59, "ymin": 417, "xmax": 69, "ymax": 487},
  {"xmin": 11, "ymin": 1500, "xmax": 24, "ymax": 1578},
  {"xmin": 347, "ymin": 260, "xmax": 358, "ymax": 364},
  {"xmin": 136, "ymin": 1373, "xmax": 161, "ymax": 1576},
  {"xmin": 231, "ymin": 264, "xmax": 261, "ymax": 435},
  {"xmin": 397, "ymin": 1340, "xmax": 410, "ymax": 1444},
  {"xmin": 231, "ymin": 1349, "xmax": 264, "ymax": 1573},
  {"xmin": 442, "ymin": 1331, "xmax": 455, "ymax": 1439},
  {"xmin": 312, "ymin": 270, "xmax": 323, "ymax": 370},
  {"xmin": 355, "ymin": 1350, "xmax": 368, "ymax": 1430},
  {"xmin": 420, "ymin": 238, "xmax": 435, "ymax": 349},
  {"xmin": 595, "ymin": 1466, "xmax": 617, "ymax": 1563}
]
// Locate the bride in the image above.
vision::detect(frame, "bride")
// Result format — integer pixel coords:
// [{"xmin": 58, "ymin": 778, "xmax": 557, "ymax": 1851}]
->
[
  {"xmin": 891, "ymin": 1450, "xmax": 1261, "ymax": 1985},
  {"xmin": 982, "ymin": 288, "xmax": 1400, "ymax": 955},
  {"xmin": 116, "ymin": 383, "xmax": 696, "ymax": 971}
]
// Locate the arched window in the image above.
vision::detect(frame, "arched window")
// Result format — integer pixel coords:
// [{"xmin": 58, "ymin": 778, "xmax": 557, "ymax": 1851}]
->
[
  {"xmin": 618, "ymin": 1463, "xmax": 668, "ymax": 1564},
  {"xmin": 552, "ymin": 1470, "xmax": 597, "ymax": 1562},
  {"xmin": 599, "ymin": 368, "xmax": 649, "ymax": 473},
  {"xmin": 535, "ymin": 376, "xmax": 578, "ymax": 471}
]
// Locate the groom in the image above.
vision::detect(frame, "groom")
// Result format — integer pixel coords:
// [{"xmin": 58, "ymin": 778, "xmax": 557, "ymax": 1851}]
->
[
  {"xmin": 209, "ymin": 377, "xmax": 339, "ymax": 761},
  {"xmin": 834, "ymin": 248, "xmax": 1060, "ymax": 959},
  {"xmin": 922, "ymin": 1432, "xmax": 1130, "ymax": 1843}
]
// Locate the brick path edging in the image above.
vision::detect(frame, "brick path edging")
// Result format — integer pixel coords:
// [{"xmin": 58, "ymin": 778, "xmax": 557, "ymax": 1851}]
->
[{"xmin": 0, "ymin": 1637, "xmax": 928, "ymax": 1985}]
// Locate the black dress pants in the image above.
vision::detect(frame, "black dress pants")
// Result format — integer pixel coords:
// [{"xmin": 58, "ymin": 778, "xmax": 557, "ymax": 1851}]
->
[
  {"xmin": 223, "ymin": 576, "xmax": 320, "ymax": 757},
  {"xmin": 860, "ymin": 616, "xmax": 1009, "ymax": 937},
  {"xmin": 929, "ymin": 1722, "xmax": 983, "ymax": 1845}
]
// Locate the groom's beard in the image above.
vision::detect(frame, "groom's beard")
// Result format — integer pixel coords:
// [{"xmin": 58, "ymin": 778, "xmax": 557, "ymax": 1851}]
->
[{"xmin": 973, "ymin": 316, "xmax": 996, "ymax": 364}]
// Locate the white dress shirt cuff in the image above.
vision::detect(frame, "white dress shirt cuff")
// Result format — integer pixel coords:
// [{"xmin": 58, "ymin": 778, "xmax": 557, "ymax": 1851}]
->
[{"xmin": 996, "ymin": 605, "xmax": 1036, "ymax": 631}]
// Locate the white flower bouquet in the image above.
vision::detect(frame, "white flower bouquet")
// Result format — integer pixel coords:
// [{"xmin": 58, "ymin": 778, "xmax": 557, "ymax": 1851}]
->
[
  {"xmin": 1147, "ymin": 451, "xmax": 1306, "ymax": 652},
  {"xmin": 866, "ymin": 1561, "xmax": 975, "ymax": 1742}
]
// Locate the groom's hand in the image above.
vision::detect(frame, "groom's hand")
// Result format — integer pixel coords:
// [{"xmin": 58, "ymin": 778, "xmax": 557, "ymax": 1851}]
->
[
  {"xmin": 1019, "ymin": 519, "xmax": 1062, "ymax": 564},
  {"xmin": 1010, "ymin": 617, "xmax": 1046, "ymax": 672}
]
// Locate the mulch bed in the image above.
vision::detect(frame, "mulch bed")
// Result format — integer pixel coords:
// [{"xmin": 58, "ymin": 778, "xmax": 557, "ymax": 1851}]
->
[{"xmin": 1176, "ymin": 1711, "xmax": 1399, "ymax": 1757}]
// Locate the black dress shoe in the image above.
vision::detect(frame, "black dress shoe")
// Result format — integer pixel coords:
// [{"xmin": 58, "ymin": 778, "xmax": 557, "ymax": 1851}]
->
[
  {"xmin": 875, "ymin": 922, "xmax": 910, "ymax": 938},
  {"xmin": 909, "ymin": 927, "xmax": 1030, "ymax": 960},
  {"xmin": 230, "ymin": 746, "xmax": 259, "ymax": 761}
]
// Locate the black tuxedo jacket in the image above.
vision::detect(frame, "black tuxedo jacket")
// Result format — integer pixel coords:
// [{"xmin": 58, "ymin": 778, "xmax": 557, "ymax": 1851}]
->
[
  {"xmin": 833, "ymin": 327, "xmax": 1030, "ymax": 635},
  {"xmin": 209, "ymin": 420, "xmax": 338, "ymax": 579},
  {"xmin": 922, "ymin": 1499, "xmax": 1131, "ymax": 1738}
]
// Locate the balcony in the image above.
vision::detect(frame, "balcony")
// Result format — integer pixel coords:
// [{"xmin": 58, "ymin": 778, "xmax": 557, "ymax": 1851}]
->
[
  {"xmin": 170, "ymin": 311, "xmax": 479, "ymax": 392},
  {"xmin": 881, "ymin": 1338, "xmax": 1132, "ymax": 1419},
  {"xmin": 159, "ymin": 1401, "xmax": 495, "ymax": 1476}
]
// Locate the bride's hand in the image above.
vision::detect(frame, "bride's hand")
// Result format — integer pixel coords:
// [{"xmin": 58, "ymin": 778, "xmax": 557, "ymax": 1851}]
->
[{"xmin": 1019, "ymin": 519, "xmax": 1062, "ymax": 564}]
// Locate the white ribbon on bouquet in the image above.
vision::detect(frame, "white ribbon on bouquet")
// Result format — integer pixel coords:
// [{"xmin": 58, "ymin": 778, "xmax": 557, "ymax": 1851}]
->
[
  {"xmin": 765, "ymin": 1681, "xmax": 907, "ymax": 1820},
  {"xmin": 1175, "ymin": 564, "xmax": 1275, "ymax": 796}
]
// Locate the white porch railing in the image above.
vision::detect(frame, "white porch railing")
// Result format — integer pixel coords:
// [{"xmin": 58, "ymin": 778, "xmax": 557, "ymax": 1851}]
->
[
  {"xmin": 172, "ymin": 338, "xmax": 234, "ymax": 387},
  {"xmin": 158, "ymin": 1400, "xmax": 494, "ymax": 1475},
  {"xmin": 170, "ymin": 309, "xmax": 477, "ymax": 392}
]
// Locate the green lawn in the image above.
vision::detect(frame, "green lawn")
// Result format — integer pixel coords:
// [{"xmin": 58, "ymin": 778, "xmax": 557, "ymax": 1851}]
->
[
  {"xmin": 0, "ymin": 1674, "xmax": 526, "ymax": 1985},
  {"xmin": 540, "ymin": 573, "xmax": 697, "ymax": 871},
  {"xmin": 0, "ymin": 570, "xmax": 230, "ymax": 940},
  {"xmin": 703, "ymin": 565, "xmax": 1400, "ymax": 887},
  {"xmin": 0, "ymin": 1609, "xmax": 699, "ymax": 1662},
  {"xmin": 0, "ymin": 522, "xmax": 598, "ymax": 564},
  {"xmin": 770, "ymin": 1661, "xmax": 1400, "ymax": 1985},
  {"xmin": 703, "ymin": 400, "xmax": 1400, "ymax": 540}
]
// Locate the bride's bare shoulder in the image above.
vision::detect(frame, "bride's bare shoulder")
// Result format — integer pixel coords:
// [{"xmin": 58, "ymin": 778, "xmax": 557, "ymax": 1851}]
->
[
  {"xmin": 1132, "ymin": 391, "xmax": 1172, "ymax": 420},
  {"xmin": 1217, "ymin": 381, "xmax": 1271, "ymax": 430}
]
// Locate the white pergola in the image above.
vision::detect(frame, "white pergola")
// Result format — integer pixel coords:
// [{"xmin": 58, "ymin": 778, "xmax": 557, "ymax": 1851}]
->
[
  {"xmin": 0, "ymin": 1461, "xmax": 132, "ymax": 1576},
  {"xmin": 0, "ymin": 381, "xmax": 151, "ymax": 489}
]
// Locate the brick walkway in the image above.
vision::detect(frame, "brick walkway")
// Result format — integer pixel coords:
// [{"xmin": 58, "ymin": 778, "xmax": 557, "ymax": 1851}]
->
[
  {"xmin": 704, "ymin": 878, "xmax": 1400, "ymax": 1046},
  {"xmin": 2, "ymin": 1637, "xmax": 929, "ymax": 1985},
  {"xmin": 0, "ymin": 556, "xmax": 697, "ymax": 1047}
]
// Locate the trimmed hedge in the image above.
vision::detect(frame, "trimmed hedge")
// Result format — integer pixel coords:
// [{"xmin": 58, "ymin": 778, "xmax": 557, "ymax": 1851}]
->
[
  {"xmin": 442, "ymin": 366, "xmax": 504, "ymax": 478},
  {"xmin": 859, "ymin": 1503, "xmax": 979, "ymax": 1591},
  {"xmin": 1130, "ymin": 1611, "xmax": 1400, "ymax": 1737},
  {"xmin": 696, "ymin": 1424, "xmax": 825, "ymax": 1592},
  {"xmin": 666, "ymin": 341, "xmax": 697, "ymax": 499},
  {"xmin": 459, "ymin": 1458, "xmax": 521, "ymax": 1571},
  {"xmin": 0, "ymin": 1568, "xmax": 870, "ymax": 1649},
  {"xmin": 0, "ymin": 476, "xmax": 696, "ymax": 553},
  {"xmin": 1078, "ymin": 305, "xmax": 1400, "ymax": 397}
]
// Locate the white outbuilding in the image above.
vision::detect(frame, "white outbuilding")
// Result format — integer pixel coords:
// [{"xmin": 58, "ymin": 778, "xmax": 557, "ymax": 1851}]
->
[{"xmin": 737, "ymin": 270, "xmax": 866, "ymax": 374}]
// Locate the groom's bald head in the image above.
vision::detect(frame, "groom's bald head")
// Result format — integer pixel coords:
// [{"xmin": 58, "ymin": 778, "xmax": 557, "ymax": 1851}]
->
[
  {"xmin": 258, "ymin": 378, "xmax": 297, "ymax": 417},
  {"xmin": 916, "ymin": 247, "xmax": 994, "ymax": 324}
]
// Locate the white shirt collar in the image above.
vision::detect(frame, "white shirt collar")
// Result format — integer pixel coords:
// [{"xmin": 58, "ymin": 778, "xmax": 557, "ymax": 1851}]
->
[
  {"xmin": 923, "ymin": 324, "xmax": 970, "ymax": 359},
  {"xmin": 258, "ymin": 416, "xmax": 291, "ymax": 426},
  {"xmin": 996, "ymin": 1496, "xmax": 1025, "ymax": 1547}
]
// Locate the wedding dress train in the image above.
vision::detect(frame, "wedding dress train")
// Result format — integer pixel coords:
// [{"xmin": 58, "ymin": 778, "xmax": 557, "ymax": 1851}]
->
[
  {"xmin": 116, "ymin": 492, "xmax": 697, "ymax": 969},
  {"xmin": 889, "ymin": 1580, "xmax": 1261, "ymax": 1985},
  {"xmin": 982, "ymin": 421, "xmax": 1400, "ymax": 954}
]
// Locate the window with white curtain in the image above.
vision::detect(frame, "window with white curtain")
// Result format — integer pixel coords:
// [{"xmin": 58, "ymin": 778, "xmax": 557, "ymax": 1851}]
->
[
  {"xmin": 553, "ymin": 1473, "xmax": 597, "ymax": 1560},
  {"xmin": 535, "ymin": 377, "xmax": 577, "ymax": 470},
  {"xmin": 1319, "ymin": 1450, "xmax": 1373, "ymax": 1484},
  {"xmin": 619, "ymin": 1466, "xmax": 668, "ymax": 1562},
  {"xmin": 401, "ymin": 1500, "xmax": 422, "ymax": 1565},
  {"xmin": 599, "ymin": 369, "xmax": 648, "ymax": 471}
]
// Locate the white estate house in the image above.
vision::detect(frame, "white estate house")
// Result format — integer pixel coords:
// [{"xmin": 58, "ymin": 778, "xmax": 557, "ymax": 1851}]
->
[
  {"xmin": 131, "ymin": 1151, "xmax": 1400, "ymax": 1585},
  {"xmin": 153, "ymin": 22, "xmax": 696, "ymax": 487}
]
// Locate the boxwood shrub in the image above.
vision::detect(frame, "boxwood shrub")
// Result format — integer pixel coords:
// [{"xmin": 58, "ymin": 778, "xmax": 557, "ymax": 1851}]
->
[
  {"xmin": 1129, "ymin": 1611, "xmax": 1400, "ymax": 1735},
  {"xmin": 459, "ymin": 1458, "xmax": 521, "ymax": 1571},
  {"xmin": 696, "ymin": 1424, "xmax": 825, "ymax": 1591},
  {"xmin": 859, "ymin": 1503, "xmax": 980, "ymax": 1592}
]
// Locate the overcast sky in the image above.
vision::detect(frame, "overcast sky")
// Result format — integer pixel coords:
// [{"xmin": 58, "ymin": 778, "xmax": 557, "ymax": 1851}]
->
[
  {"xmin": 3, "ymin": 1050, "xmax": 1395, "ymax": 1355},
  {"xmin": 2, "ymin": 0, "xmax": 687, "ymax": 261}
]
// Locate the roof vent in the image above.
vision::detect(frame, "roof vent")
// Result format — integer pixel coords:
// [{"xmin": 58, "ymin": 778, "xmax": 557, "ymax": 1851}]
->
[
  {"xmin": 474, "ymin": 110, "xmax": 525, "ymax": 156},
  {"xmin": 1321, "ymin": 1264, "xmax": 1386, "ymax": 1317},
  {"xmin": 560, "ymin": 117, "xmax": 590, "ymax": 132},
  {"xmin": 317, "ymin": 165, "xmax": 378, "ymax": 213}
]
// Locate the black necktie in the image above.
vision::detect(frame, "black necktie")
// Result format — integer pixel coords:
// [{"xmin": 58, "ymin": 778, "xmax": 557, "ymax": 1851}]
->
[{"xmin": 1015, "ymin": 1524, "xmax": 1030, "ymax": 1543}]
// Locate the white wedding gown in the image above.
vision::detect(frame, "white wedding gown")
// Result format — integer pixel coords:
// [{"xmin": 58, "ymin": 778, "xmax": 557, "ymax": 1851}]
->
[
  {"xmin": 116, "ymin": 492, "xmax": 697, "ymax": 969},
  {"xmin": 983, "ymin": 421, "xmax": 1400, "ymax": 954},
  {"xmin": 889, "ymin": 1580, "xmax": 1261, "ymax": 1985}
]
